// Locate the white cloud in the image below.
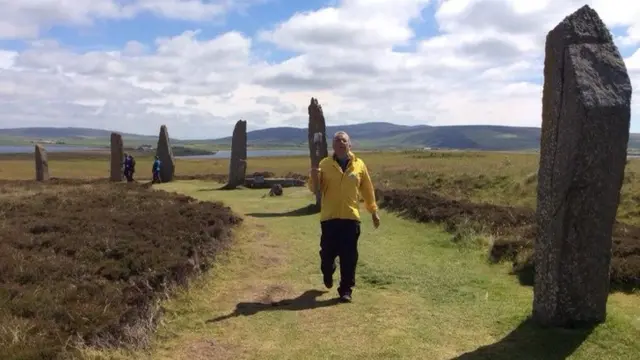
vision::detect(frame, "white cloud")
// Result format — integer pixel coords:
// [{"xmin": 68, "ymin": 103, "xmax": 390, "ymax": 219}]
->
[
  {"xmin": 257, "ymin": 0, "xmax": 429, "ymax": 52},
  {"xmin": 0, "ymin": 0, "xmax": 638, "ymax": 139},
  {"xmin": 0, "ymin": 0, "xmax": 264, "ymax": 39},
  {"xmin": 254, "ymin": 0, "xmax": 638, "ymax": 130},
  {"xmin": 0, "ymin": 29, "xmax": 264, "ymax": 138}
]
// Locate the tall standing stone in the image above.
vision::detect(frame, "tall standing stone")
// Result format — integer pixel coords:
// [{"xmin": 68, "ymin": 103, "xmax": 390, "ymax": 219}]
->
[
  {"xmin": 308, "ymin": 98, "xmax": 328, "ymax": 208},
  {"xmin": 34, "ymin": 144, "xmax": 49, "ymax": 181},
  {"xmin": 155, "ymin": 125, "xmax": 175, "ymax": 183},
  {"xmin": 533, "ymin": 5, "xmax": 632, "ymax": 327},
  {"xmin": 223, "ymin": 120, "xmax": 247, "ymax": 189},
  {"xmin": 110, "ymin": 133, "xmax": 124, "ymax": 182}
]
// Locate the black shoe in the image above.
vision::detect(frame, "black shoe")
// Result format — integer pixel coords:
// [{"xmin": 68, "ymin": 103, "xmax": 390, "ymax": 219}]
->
[
  {"xmin": 323, "ymin": 274, "xmax": 333, "ymax": 289},
  {"xmin": 339, "ymin": 293, "xmax": 352, "ymax": 303}
]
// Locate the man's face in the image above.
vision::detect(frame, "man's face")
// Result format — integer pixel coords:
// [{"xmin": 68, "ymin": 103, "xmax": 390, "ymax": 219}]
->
[{"xmin": 333, "ymin": 134, "xmax": 350, "ymax": 157}]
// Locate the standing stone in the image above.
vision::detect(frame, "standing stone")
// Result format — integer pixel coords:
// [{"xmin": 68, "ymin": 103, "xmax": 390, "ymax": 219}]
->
[
  {"xmin": 308, "ymin": 98, "xmax": 328, "ymax": 208},
  {"xmin": 223, "ymin": 120, "xmax": 247, "ymax": 189},
  {"xmin": 155, "ymin": 125, "xmax": 175, "ymax": 183},
  {"xmin": 110, "ymin": 133, "xmax": 124, "ymax": 182},
  {"xmin": 533, "ymin": 5, "xmax": 632, "ymax": 327},
  {"xmin": 34, "ymin": 144, "xmax": 49, "ymax": 181}
]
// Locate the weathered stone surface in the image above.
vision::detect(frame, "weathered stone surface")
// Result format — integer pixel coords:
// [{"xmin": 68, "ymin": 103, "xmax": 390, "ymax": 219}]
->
[
  {"xmin": 270, "ymin": 184, "xmax": 283, "ymax": 196},
  {"xmin": 533, "ymin": 5, "xmax": 632, "ymax": 327},
  {"xmin": 224, "ymin": 120, "xmax": 247, "ymax": 189},
  {"xmin": 308, "ymin": 98, "xmax": 328, "ymax": 207},
  {"xmin": 155, "ymin": 125, "xmax": 175, "ymax": 183},
  {"xmin": 110, "ymin": 133, "xmax": 124, "ymax": 182},
  {"xmin": 34, "ymin": 144, "xmax": 49, "ymax": 181}
]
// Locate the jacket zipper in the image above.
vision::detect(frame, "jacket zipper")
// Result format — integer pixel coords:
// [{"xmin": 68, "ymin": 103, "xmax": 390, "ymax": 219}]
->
[{"xmin": 335, "ymin": 158, "xmax": 350, "ymax": 218}]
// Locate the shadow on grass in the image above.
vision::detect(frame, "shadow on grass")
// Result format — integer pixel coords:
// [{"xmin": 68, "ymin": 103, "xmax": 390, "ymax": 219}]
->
[
  {"xmin": 196, "ymin": 185, "xmax": 256, "ymax": 192},
  {"xmin": 246, "ymin": 204, "xmax": 320, "ymax": 218},
  {"xmin": 206, "ymin": 289, "xmax": 340, "ymax": 323},
  {"xmin": 196, "ymin": 184, "xmax": 236, "ymax": 191},
  {"xmin": 450, "ymin": 318, "xmax": 595, "ymax": 360},
  {"xmin": 196, "ymin": 188, "xmax": 248, "ymax": 193}
]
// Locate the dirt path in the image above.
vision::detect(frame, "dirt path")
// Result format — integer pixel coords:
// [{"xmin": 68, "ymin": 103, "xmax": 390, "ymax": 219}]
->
[
  {"xmin": 148, "ymin": 181, "xmax": 493, "ymax": 360},
  {"xmin": 91, "ymin": 180, "xmax": 640, "ymax": 360}
]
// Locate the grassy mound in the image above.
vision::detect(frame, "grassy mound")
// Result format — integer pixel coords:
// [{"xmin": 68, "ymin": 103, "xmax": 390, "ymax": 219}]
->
[
  {"xmin": 377, "ymin": 188, "xmax": 640, "ymax": 292},
  {"xmin": 0, "ymin": 180, "xmax": 242, "ymax": 360}
]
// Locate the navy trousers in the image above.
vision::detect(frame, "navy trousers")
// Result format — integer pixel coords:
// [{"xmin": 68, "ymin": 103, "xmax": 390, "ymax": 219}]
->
[{"xmin": 319, "ymin": 219, "xmax": 361, "ymax": 296}]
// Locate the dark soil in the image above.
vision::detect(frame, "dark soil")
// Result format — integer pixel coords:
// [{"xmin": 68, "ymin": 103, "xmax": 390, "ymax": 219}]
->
[
  {"xmin": 0, "ymin": 180, "xmax": 242, "ymax": 360},
  {"xmin": 377, "ymin": 188, "xmax": 640, "ymax": 292}
]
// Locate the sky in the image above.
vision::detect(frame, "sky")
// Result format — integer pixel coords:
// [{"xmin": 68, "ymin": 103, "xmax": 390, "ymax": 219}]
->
[{"xmin": 0, "ymin": 0, "xmax": 638, "ymax": 139}]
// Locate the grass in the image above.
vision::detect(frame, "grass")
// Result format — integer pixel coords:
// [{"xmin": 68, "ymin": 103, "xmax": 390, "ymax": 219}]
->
[
  {"xmin": 1, "ymin": 150, "xmax": 639, "ymax": 359},
  {"xmin": 81, "ymin": 181, "xmax": 640, "ymax": 360}
]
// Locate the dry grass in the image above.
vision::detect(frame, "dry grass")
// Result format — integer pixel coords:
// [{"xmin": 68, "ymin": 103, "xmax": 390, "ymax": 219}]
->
[
  {"xmin": 0, "ymin": 152, "xmax": 309, "ymax": 181},
  {"xmin": 4, "ymin": 149, "xmax": 640, "ymax": 224},
  {"xmin": 3, "ymin": 150, "xmax": 640, "ymax": 282},
  {"xmin": 0, "ymin": 179, "xmax": 242, "ymax": 360}
]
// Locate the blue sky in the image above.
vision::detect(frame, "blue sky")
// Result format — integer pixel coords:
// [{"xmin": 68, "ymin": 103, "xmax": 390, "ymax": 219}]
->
[
  {"xmin": 49, "ymin": 0, "xmax": 326, "ymax": 52},
  {"xmin": 18, "ymin": 0, "xmax": 442, "ymax": 61},
  {"xmin": 0, "ymin": 0, "xmax": 637, "ymax": 138}
]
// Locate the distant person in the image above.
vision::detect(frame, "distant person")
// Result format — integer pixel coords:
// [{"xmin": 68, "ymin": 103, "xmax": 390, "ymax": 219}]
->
[
  {"xmin": 152, "ymin": 156, "xmax": 162, "ymax": 183},
  {"xmin": 308, "ymin": 131, "xmax": 380, "ymax": 303},
  {"xmin": 123, "ymin": 153, "xmax": 136, "ymax": 182},
  {"xmin": 123, "ymin": 152, "xmax": 130, "ymax": 179},
  {"xmin": 129, "ymin": 154, "xmax": 136, "ymax": 179}
]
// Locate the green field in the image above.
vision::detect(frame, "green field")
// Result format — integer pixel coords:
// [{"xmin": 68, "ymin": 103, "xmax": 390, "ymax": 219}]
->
[{"xmin": 0, "ymin": 150, "xmax": 638, "ymax": 359}]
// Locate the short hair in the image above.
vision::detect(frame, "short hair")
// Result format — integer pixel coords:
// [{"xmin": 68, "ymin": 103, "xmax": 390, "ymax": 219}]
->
[{"xmin": 333, "ymin": 131, "xmax": 351, "ymax": 144}]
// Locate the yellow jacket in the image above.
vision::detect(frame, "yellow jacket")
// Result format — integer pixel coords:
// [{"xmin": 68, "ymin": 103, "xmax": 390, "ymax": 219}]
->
[{"xmin": 307, "ymin": 152, "xmax": 378, "ymax": 222}]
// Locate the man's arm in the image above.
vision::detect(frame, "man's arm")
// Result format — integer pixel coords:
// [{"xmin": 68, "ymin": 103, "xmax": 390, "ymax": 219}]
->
[{"xmin": 359, "ymin": 163, "xmax": 378, "ymax": 214}]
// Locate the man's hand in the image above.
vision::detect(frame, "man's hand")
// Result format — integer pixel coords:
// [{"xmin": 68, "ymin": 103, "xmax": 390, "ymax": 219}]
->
[{"xmin": 372, "ymin": 211, "xmax": 380, "ymax": 229}]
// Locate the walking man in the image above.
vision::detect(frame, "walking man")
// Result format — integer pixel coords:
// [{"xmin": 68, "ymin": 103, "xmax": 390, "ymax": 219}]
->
[{"xmin": 308, "ymin": 131, "xmax": 380, "ymax": 303}]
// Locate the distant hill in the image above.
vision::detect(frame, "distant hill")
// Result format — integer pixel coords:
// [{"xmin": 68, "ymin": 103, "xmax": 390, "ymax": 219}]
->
[
  {"xmin": 206, "ymin": 123, "xmax": 546, "ymax": 150},
  {"xmin": 207, "ymin": 122, "xmax": 640, "ymax": 150},
  {"xmin": 0, "ymin": 127, "xmax": 163, "ymax": 147},
  {"xmin": 3, "ymin": 123, "xmax": 640, "ymax": 151},
  {"xmin": 0, "ymin": 127, "xmax": 148, "ymax": 139}
]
